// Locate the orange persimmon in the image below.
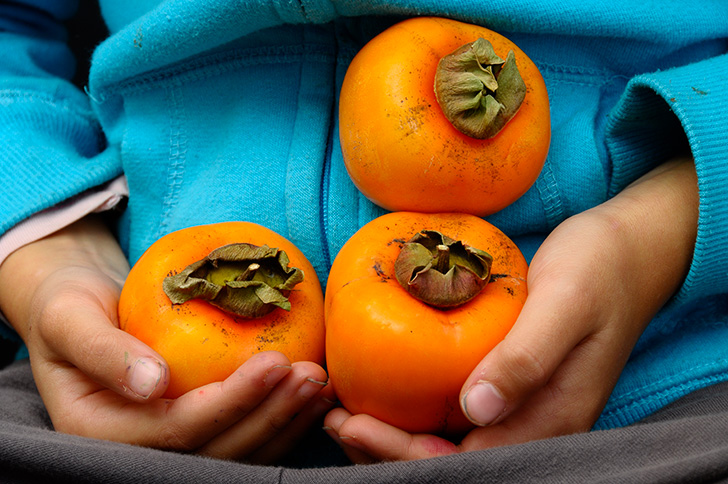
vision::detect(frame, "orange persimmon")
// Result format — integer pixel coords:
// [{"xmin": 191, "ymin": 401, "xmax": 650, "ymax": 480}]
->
[
  {"xmin": 118, "ymin": 222, "xmax": 325, "ymax": 399},
  {"xmin": 325, "ymin": 212, "xmax": 528, "ymax": 435},
  {"xmin": 339, "ymin": 16, "xmax": 550, "ymax": 216}
]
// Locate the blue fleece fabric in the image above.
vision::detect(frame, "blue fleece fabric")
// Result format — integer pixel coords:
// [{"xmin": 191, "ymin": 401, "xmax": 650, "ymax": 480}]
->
[{"xmin": 1, "ymin": 0, "xmax": 728, "ymax": 430}]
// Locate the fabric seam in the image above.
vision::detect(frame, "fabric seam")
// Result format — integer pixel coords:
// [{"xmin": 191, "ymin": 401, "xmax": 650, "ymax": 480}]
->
[
  {"xmin": 96, "ymin": 44, "xmax": 336, "ymax": 98},
  {"xmin": 157, "ymin": 83, "xmax": 187, "ymax": 239}
]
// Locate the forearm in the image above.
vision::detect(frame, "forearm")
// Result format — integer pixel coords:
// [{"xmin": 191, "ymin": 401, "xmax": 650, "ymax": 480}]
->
[
  {"xmin": 594, "ymin": 157, "xmax": 698, "ymax": 310},
  {"xmin": 606, "ymin": 53, "xmax": 728, "ymax": 304},
  {"xmin": 0, "ymin": 214, "xmax": 129, "ymax": 341}
]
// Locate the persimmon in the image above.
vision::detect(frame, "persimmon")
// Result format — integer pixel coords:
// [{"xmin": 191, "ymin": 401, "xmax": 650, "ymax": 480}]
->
[
  {"xmin": 339, "ymin": 16, "xmax": 550, "ymax": 216},
  {"xmin": 118, "ymin": 222, "xmax": 325, "ymax": 399},
  {"xmin": 325, "ymin": 212, "xmax": 528, "ymax": 435}
]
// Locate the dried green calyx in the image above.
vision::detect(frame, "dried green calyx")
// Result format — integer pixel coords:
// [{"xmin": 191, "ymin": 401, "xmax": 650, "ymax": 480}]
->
[
  {"xmin": 434, "ymin": 38, "xmax": 526, "ymax": 139},
  {"xmin": 163, "ymin": 243, "xmax": 303, "ymax": 318},
  {"xmin": 394, "ymin": 230, "xmax": 493, "ymax": 308}
]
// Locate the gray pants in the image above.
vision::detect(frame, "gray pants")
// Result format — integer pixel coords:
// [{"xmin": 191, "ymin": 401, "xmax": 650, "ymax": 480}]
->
[{"xmin": 1, "ymin": 359, "xmax": 727, "ymax": 483}]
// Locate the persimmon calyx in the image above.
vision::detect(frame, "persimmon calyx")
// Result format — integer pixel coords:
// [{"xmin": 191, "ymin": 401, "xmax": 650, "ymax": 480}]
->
[
  {"xmin": 434, "ymin": 38, "xmax": 526, "ymax": 139},
  {"xmin": 394, "ymin": 230, "xmax": 493, "ymax": 308},
  {"xmin": 163, "ymin": 243, "xmax": 304, "ymax": 318}
]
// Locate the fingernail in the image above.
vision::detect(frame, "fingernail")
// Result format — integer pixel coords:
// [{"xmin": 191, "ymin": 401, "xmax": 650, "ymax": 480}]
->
[
  {"xmin": 128, "ymin": 357, "xmax": 163, "ymax": 399},
  {"xmin": 461, "ymin": 381, "xmax": 506, "ymax": 426},
  {"xmin": 311, "ymin": 396, "xmax": 337, "ymax": 414},
  {"xmin": 264, "ymin": 365, "xmax": 292, "ymax": 387},
  {"xmin": 299, "ymin": 378, "xmax": 328, "ymax": 399}
]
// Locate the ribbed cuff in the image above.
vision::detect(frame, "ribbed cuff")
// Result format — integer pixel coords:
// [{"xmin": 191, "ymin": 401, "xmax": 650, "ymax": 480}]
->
[{"xmin": 606, "ymin": 53, "xmax": 728, "ymax": 303}]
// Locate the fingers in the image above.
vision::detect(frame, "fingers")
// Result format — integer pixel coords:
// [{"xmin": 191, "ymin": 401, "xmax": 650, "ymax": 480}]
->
[
  {"xmin": 162, "ymin": 350, "xmax": 295, "ymax": 444},
  {"xmin": 457, "ymin": 212, "xmax": 624, "ymax": 430},
  {"xmin": 195, "ymin": 359, "xmax": 331, "ymax": 460},
  {"xmin": 321, "ymin": 289, "xmax": 608, "ymax": 462},
  {"xmin": 65, "ymin": 352, "xmax": 330, "ymax": 460},
  {"xmin": 28, "ymin": 267, "xmax": 170, "ymax": 403},
  {"xmin": 324, "ymin": 409, "xmax": 380, "ymax": 463},
  {"xmin": 324, "ymin": 408, "xmax": 459, "ymax": 462},
  {"xmin": 26, "ymin": 266, "xmax": 332, "ymax": 461},
  {"xmin": 3, "ymin": 217, "xmax": 334, "ymax": 462},
  {"xmin": 458, "ymin": 336, "xmax": 615, "ymax": 451},
  {"xmin": 323, "ymin": 334, "xmax": 612, "ymax": 461},
  {"xmin": 244, "ymin": 380, "xmax": 337, "ymax": 464},
  {"xmin": 458, "ymin": 277, "xmax": 593, "ymax": 427}
]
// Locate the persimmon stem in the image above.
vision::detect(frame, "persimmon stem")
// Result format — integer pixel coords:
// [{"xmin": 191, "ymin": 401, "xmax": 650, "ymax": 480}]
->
[
  {"xmin": 236, "ymin": 263, "xmax": 260, "ymax": 282},
  {"xmin": 434, "ymin": 245, "xmax": 451, "ymax": 273},
  {"xmin": 394, "ymin": 230, "xmax": 493, "ymax": 308},
  {"xmin": 434, "ymin": 38, "xmax": 526, "ymax": 139},
  {"xmin": 163, "ymin": 243, "xmax": 303, "ymax": 318}
]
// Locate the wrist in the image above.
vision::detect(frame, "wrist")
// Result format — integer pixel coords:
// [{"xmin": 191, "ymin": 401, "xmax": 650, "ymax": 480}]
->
[
  {"xmin": 600, "ymin": 157, "xmax": 698, "ymax": 304},
  {"xmin": 0, "ymin": 215, "xmax": 129, "ymax": 336}
]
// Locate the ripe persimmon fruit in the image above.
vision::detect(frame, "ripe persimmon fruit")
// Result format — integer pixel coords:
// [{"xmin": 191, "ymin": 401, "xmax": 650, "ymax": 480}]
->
[
  {"xmin": 339, "ymin": 16, "xmax": 550, "ymax": 216},
  {"xmin": 325, "ymin": 212, "xmax": 528, "ymax": 435},
  {"xmin": 118, "ymin": 222, "xmax": 325, "ymax": 399}
]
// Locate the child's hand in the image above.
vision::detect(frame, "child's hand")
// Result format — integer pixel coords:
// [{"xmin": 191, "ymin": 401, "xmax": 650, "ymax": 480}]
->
[
  {"xmin": 324, "ymin": 157, "xmax": 698, "ymax": 462},
  {"xmin": 0, "ymin": 216, "xmax": 333, "ymax": 463}
]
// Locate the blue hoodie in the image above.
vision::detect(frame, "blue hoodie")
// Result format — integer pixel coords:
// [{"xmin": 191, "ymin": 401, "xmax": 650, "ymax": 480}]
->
[{"xmin": 1, "ymin": 0, "xmax": 727, "ymax": 430}]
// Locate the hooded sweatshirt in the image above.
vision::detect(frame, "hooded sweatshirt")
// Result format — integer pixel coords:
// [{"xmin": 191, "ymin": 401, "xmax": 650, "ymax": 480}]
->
[{"xmin": 1, "ymin": 0, "xmax": 728, "ymax": 430}]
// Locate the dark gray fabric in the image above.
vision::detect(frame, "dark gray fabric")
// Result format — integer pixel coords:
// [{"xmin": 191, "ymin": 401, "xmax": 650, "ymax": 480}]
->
[{"xmin": 1, "ymin": 359, "xmax": 728, "ymax": 484}]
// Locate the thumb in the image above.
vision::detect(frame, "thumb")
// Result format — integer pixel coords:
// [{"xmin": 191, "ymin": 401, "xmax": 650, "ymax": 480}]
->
[
  {"xmin": 33, "ymin": 280, "xmax": 170, "ymax": 402},
  {"xmin": 116, "ymin": 332, "xmax": 170, "ymax": 401},
  {"xmin": 459, "ymin": 279, "xmax": 591, "ymax": 427},
  {"xmin": 63, "ymin": 316, "xmax": 170, "ymax": 402}
]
